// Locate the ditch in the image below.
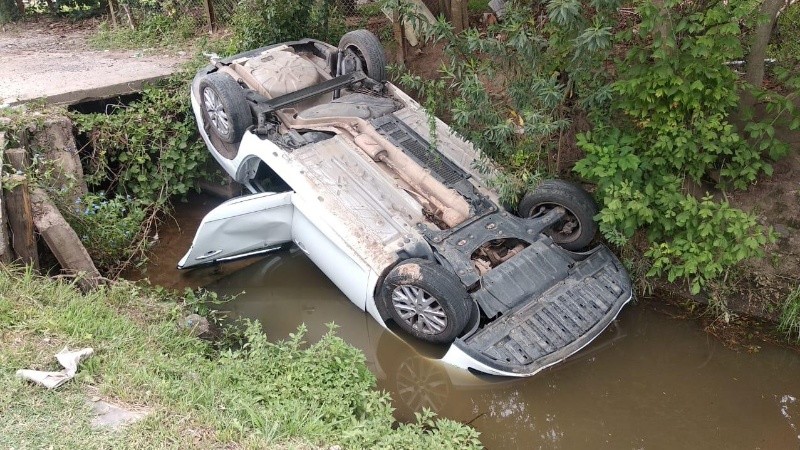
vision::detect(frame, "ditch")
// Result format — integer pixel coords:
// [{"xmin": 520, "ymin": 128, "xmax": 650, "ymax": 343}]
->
[{"xmin": 138, "ymin": 194, "xmax": 800, "ymax": 449}]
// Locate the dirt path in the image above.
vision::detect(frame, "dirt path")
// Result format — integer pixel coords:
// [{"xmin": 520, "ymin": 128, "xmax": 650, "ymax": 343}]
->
[{"xmin": 0, "ymin": 18, "xmax": 191, "ymax": 106}]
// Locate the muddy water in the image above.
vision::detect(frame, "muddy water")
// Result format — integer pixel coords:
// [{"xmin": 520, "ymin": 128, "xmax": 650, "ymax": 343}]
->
[
  {"xmin": 147, "ymin": 198, "xmax": 800, "ymax": 449},
  {"xmin": 202, "ymin": 251, "xmax": 800, "ymax": 449},
  {"xmin": 124, "ymin": 193, "xmax": 261, "ymax": 289}
]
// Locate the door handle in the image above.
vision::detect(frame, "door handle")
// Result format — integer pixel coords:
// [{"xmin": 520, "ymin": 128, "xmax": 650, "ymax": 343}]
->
[
  {"xmin": 196, "ymin": 249, "xmax": 223, "ymax": 260},
  {"xmin": 295, "ymin": 240, "xmax": 310, "ymax": 255}
]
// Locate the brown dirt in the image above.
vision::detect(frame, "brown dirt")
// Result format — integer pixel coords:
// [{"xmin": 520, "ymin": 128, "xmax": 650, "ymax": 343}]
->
[
  {"xmin": 0, "ymin": 16, "xmax": 100, "ymax": 50},
  {"xmin": 718, "ymin": 103, "xmax": 800, "ymax": 321}
]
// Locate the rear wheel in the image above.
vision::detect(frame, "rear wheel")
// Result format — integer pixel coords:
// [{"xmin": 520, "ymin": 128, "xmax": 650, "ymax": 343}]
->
[
  {"xmin": 380, "ymin": 259, "xmax": 470, "ymax": 344},
  {"xmin": 518, "ymin": 180, "xmax": 599, "ymax": 251},
  {"xmin": 198, "ymin": 72, "xmax": 251, "ymax": 144},
  {"xmin": 338, "ymin": 29, "xmax": 387, "ymax": 82}
]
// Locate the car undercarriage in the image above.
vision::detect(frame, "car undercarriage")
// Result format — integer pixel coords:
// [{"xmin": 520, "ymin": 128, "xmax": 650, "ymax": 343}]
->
[{"xmin": 180, "ymin": 30, "xmax": 633, "ymax": 376}]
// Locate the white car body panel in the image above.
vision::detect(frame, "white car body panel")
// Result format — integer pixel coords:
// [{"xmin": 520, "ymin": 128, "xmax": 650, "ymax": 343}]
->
[
  {"xmin": 291, "ymin": 198, "xmax": 373, "ymax": 311},
  {"xmin": 178, "ymin": 191, "xmax": 293, "ymax": 269}
]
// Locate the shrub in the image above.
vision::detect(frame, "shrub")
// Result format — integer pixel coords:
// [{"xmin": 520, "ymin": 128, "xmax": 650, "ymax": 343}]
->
[
  {"xmin": 228, "ymin": 0, "xmax": 346, "ymax": 53},
  {"xmin": 70, "ymin": 70, "xmax": 210, "ymax": 275},
  {"xmin": 60, "ymin": 192, "xmax": 150, "ymax": 274},
  {"xmin": 390, "ymin": 0, "xmax": 619, "ymax": 202},
  {"xmin": 574, "ymin": 0, "xmax": 783, "ymax": 295},
  {"xmin": 0, "ymin": 0, "xmax": 21, "ymax": 23},
  {"xmin": 72, "ymin": 72, "xmax": 209, "ymax": 207}
]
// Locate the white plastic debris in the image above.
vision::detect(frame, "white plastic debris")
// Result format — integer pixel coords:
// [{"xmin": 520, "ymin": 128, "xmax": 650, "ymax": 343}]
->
[{"xmin": 16, "ymin": 347, "xmax": 94, "ymax": 389}]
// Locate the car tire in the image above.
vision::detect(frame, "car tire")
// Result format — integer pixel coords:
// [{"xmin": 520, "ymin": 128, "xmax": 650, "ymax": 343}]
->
[
  {"xmin": 380, "ymin": 259, "xmax": 471, "ymax": 344},
  {"xmin": 338, "ymin": 29, "xmax": 387, "ymax": 82},
  {"xmin": 518, "ymin": 179, "xmax": 599, "ymax": 251},
  {"xmin": 198, "ymin": 72, "xmax": 251, "ymax": 144}
]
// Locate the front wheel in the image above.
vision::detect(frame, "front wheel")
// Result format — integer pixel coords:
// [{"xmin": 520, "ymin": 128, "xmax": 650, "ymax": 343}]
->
[
  {"xmin": 518, "ymin": 179, "xmax": 599, "ymax": 251},
  {"xmin": 198, "ymin": 72, "xmax": 251, "ymax": 144},
  {"xmin": 379, "ymin": 259, "xmax": 471, "ymax": 344}
]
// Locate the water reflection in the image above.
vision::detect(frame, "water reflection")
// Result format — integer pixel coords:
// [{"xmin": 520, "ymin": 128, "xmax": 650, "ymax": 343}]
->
[{"xmin": 206, "ymin": 249, "xmax": 800, "ymax": 449}]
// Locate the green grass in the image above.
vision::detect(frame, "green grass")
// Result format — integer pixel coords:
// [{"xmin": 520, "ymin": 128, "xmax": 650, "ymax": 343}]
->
[
  {"xmin": 357, "ymin": 1, "xmax": 384, "ymax": 18},
  {"xmin": 468, "ymin": 0, "xmax": 489, "ymax": 13},
  {"xmin": 778, "ymin": 286, "xmax": 800, "ymax": 343},
  {"xmin": 0, "ymin": 266, "xmax": 482, "ymax": 449},
  {"xmin": 90, "ymin": 14, "xmax": 201, "ymax": 50}
]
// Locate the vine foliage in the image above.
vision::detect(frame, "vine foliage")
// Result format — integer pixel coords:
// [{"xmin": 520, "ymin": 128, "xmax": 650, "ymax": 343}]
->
[
  {"xmin": 574, "ymin": 0, "xmax": 794, "ymax": 294},
  {"xmin": 71, "ymin": 70, "xmax": 211, "ymax": 275},
  {"xmin": 73, "ymin": 73, "xmax": 209, "ymax": 206}
]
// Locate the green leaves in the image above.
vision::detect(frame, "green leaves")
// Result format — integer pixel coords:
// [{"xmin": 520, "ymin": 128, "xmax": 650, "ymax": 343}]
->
[
  {"xmin": 56, "ymin": 192, "xmax": 150, "ymax": 274},
  {"xmin": 574, "ymin": 23, "xmax": 612, "ymax": 55},
  {"xmin": 229, "ymin": 0, "xmax": 344, "ymax": 53},
  {"xmin": 73, "ymin": 75, "xmax": 210, "ymax": 205},
  {"xmin": 387, "ymin": 0, "xmax": 620, "ymax": 202},
  {"xmin": 68, "ymin": 72, "xmax": 214, "ymax": 275},
  {"xmin": 572, "ymin": 0, "xmax": 790, "ymax": 295},
  {"xmin": 546, "ymin": 0, "xmax": 582, "ymax": 28}
]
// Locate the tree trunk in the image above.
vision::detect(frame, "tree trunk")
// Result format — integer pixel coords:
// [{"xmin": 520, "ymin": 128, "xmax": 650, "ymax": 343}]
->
[
  {"xmin": 0, "ymin": 134, "xmax": 11, "ymax": 264},
  {"xmin": 744, "ymin": 0, "xmax": 788, "ymax": 94},
  {"xmin": 31, "ymin": 188, "xmax": 101, "ymax": 290},
  {"xmin": 440, "ymin": 0, "xmax": 450, "ymax": 20},
  {"xmin": 392, "ymin": 9, "xmax": 406, "ymax": 65},
  {"xmin": 121, "ymin": 3, "xmax": 136, "ymax": 30},
  {"xmin": 203, "ymin": 0, "xmax": 215, "ymax": 32},
  {"xmin": 451, "ymin": 0, "xmax": 468, "ymax": 32},
  {"xmin": 650, "ymin": 0, "xmax": 673, "ymax": 50},
  {"xmin": 107, "ymin": 0, "xmax": 119, "ymax": 28}
]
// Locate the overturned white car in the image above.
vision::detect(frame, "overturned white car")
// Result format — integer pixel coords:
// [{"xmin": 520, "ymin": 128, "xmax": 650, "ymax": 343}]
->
[{"xmin": 179, "ymin": 30, "xmax": 632, "ymax": 377}]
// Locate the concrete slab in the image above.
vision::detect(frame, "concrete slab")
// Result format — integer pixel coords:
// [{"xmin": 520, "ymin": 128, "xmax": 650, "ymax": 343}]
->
[
  {"xmin": 0, "ymin": 19, "xmax": 191, "ymax": 106},
  {"xmin": 89, "ymin": 399, "xmax": 150, "ymax": 430}
]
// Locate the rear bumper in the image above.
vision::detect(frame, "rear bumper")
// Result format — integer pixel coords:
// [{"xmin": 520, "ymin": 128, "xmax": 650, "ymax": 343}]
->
[{"xmin": 444, "ymin": 245, "xmax": 632, "ymax": 377}]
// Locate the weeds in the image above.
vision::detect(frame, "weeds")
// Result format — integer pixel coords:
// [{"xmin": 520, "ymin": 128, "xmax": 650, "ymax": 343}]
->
[
  {"xmin": 72, "ymin": 71, "xmax": 209, "ymax": 205},
  {"xmin": 228, "ymin": 0, "xmax": 346, "ymax": 54},
  {"xmin": 90, "ymin": 13, "xmax": 201, "ymax": 50},
  {"xmin": 778, "ymin": 286, "xmax": 800, "ymax": 342},
  {"xmin": 0, "ymin": 266, "xmax": 482, "ymax": 448},
  {"xmin": 68, "ymin": 66, "xmax": 211, "ymax": 276},
  {"xmin": 52, "ymin": 191, "xmax": 150, "ymax": 275}
]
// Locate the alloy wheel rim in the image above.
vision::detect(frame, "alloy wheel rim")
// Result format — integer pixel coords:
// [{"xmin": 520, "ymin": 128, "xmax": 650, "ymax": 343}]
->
[
  {"xmin": 203, "ymin": 88, "xmax": 230, "ymax": 136},
  {"xmin": 391, "ymin": 285, "xmax": 447, "ymax": 335}
]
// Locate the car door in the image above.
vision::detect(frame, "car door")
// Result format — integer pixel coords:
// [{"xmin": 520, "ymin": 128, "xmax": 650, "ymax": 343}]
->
[
  {"xmin": 290, "ymin": 199, "xmax": 372, "ymax": 311},
  {"xmin": 178, "ymin": 192, "xmax": 294, "ymax": 269}
]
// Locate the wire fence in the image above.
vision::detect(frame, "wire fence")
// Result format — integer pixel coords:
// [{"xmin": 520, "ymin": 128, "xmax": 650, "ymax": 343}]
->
[{"xmin": 205, "ymin": 0, "xmax": 379, "ymax": 31}]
